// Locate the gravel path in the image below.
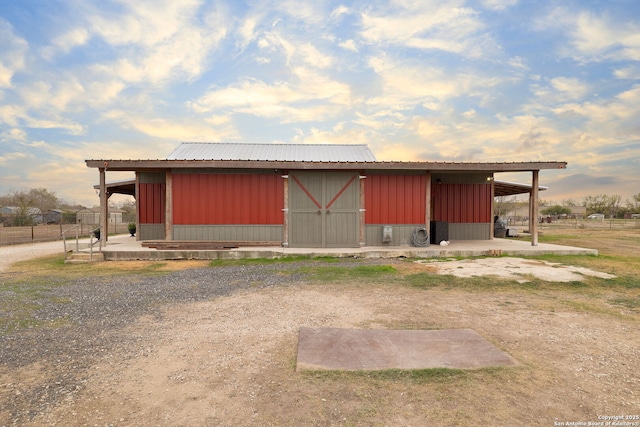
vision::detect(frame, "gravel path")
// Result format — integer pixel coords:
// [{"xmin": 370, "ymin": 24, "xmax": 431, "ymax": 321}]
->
[
  {"xmin": 0, "ymin": 240, "xmax": 69, "ymax": 272},
  {"xmin": 0, "ymin": 235, "xmax": 138, "ymax": 272},
  {"xmin": 0, "ymin": 260, "xmax": 378, "ymax": 424}
]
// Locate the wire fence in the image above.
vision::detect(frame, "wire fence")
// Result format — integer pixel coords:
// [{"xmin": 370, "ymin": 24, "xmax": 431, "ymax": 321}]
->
[
  {"xmin": 507, "ymin": 217, "xmax": 640, "ymax": 231},
  {"xmin": 0, "ymin": 222, "xmax": 132, "ymax": 246}
]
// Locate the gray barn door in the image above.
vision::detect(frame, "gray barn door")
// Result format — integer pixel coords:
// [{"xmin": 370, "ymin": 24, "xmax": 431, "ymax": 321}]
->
[{"xmin": 289, "ymin": 172, "xmax": 359, "ymax": 248}]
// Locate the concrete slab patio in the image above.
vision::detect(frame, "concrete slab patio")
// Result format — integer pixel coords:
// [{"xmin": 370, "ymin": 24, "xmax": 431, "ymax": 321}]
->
[
  {"xmin": 296, "ymin": 328, "xmax": 518, "ymax": 371},
  {"xmin": 98, "ymin": 235, "xmax": 598, "ymax": 261}
]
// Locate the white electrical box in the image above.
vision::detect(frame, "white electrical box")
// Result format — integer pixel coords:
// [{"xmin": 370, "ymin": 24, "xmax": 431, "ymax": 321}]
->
[{"xmin": 382, "ymin": 226, "xmax": 392, "ymax": 243}]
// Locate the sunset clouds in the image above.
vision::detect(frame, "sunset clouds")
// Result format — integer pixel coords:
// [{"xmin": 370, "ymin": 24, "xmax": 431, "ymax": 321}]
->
[{"xmin": 0, "ymin": 0, "xmax": 638, "ymax": 206}]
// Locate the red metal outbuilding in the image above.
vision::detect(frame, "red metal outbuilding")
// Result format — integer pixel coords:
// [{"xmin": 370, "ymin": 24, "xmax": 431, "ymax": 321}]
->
[
  {"xmin": 172, "ymin": 173, "xmax": 283, "ymax": 225},
  {"xmin": 87, "ymin": 143, "xmax": 566, "ymax": 248}
]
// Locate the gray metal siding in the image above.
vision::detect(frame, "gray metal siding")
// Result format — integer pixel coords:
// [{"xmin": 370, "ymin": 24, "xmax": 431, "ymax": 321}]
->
[
  {"xmin": 139, "ymin": 172, "xmax": 165, "ymax": 184},
  {"xmin": 448, "ymin": 223, "xmax": 491, "ymax": 240},
  {"xmin": 366, "ymin": 223, "xmax": 489, "ymax": 244},
  {"xmin": 365, "ymin": 225, "xmax": 424, "ymax": 246},
  {"xmin": 139, "ymin": 224, "xmax": 165, "ymax": 240},
  {"xmin": 173, "ymin": 225, "xmax": 282, "ymax": 242}
]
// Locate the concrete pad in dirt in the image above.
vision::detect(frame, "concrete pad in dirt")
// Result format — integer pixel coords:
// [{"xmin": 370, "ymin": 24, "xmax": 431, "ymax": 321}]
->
[
  {"xmin": 296, "ymin": 328, "xmax": 518, "ymax": 371},
  {"xmin": 416, "ymin": 257, "xmax": 616, "ymax": 283}
]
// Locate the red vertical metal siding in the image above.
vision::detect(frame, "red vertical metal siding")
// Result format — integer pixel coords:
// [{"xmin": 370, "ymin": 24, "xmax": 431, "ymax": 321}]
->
[
  {"xmin": 432, "ymin": 183, "xmax": 491, "ymax": 223},
  {"xmin": 139, "ymin": 183, "xmax": 165, "ymax": 224},
  {"xmin": 365, "ymin": 175, "xmax": 426, "ymax": 224},
  {"xmin": 172, "ymin": 174, "xmax": 284, "ymax": 225}
]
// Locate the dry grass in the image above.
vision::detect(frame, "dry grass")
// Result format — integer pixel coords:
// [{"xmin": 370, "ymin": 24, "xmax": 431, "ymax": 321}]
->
[{"xmin": 7, "ymin": 254, "xmax": 211, "ymax": 278}]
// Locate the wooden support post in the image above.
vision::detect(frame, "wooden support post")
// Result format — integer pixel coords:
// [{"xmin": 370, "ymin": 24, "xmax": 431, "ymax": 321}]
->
[
  {"xmin": 530, "ymin": 170, "xmax": 539, "ymax": 246},
  {"xmin": 165, "ymin": 170, "xmax": 172, "ymax": 240},
  {"xmin": 425, "ymin": 171, "xmax": 431, "ymax": 235},
  {"xmin": 359, "ymin": 174, "xmax": 366, "ymax": 247},
  {"xmin": 490, "ymin": 175, "xmax": 495, "ymax": 239},
  {"xmin": 282, "ymin": 174, "xmax": 289, "ymax": 247},
  {"xmin": 135, "ymin": 172, "xmax": 140, "ymax": 241},
  {"xmin": 99, "ymin": 167, "xmax": 108, "ymax": 243}
]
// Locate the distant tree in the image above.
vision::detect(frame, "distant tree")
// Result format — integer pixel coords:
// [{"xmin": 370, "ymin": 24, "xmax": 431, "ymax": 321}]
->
[
  {"xmin": 583, "ymin": 194, "xmax": 606, "ymax": 214},
  {"xmin": 114, "ymin": 199, "xmax": 137, "ymax": 222},
  {"xmin": 583, "ymin": 194, "xmax": 622, "ymax": 218},
  {"xmin": 626, "ymin": 193, "xmax": 640, "ymax": 213},
  {"xmin": 584, "ymin": 195, "xmax": 608, "ymax": 215},
  {"xmin": 29, "ymin": 188, "xmax": 60, "ymax": 215},
  {"xmin": 7, "ymin": 190, "xmax": 34, "ymax": 225},
  {"xmin": 562, "ymin": 199, "xmax": 579, "ymax": 207},
  {"xmin": 541, "ymin": 205, "xmax": 572, "ymax": 216},
  {"xmin": 494, "ymin": 195, "xmax": 519, "ymax": 218},
  {"xmin": 116, "ymin": 199, "xmax": 136, "ymax": 215},
  {"xmin": 60, "ymin": 202, "xmax": 86, "ymax": 211},
  {"xmin": 609, "ymin": 195, "xmax": 623, "ymax": 218},
  {"xmin": 0, "ymin": 188, "xmax": 63, "ymax": 225}
]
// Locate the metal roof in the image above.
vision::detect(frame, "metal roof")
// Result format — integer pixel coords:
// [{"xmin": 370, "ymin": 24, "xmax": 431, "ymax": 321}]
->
[
  {"xmin": 167, "ymin": 142, "xmax": 377, "ymax": 162},
  {"xmin": 88, "ymin": 158, "xmax": 567, "ymax": 172}
]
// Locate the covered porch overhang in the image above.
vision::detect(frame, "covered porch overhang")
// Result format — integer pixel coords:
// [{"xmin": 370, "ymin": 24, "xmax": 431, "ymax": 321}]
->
[
  {"xmin": 86, "ymin": 159, "xmax": 566, "ymax": 247},
  {"xmin": 494, "ymin": 180, "xmax": 547, "ymax": 197},
  {"xmin": 91, "ymin": 179, "xmax": 135, "ymax": 242},
  {"xmin": 93, "ymin": 179, "xmax": 136, "ymax": 197}
]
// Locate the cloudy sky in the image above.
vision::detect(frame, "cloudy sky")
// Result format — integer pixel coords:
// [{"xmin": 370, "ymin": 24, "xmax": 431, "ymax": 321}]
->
[{"xmin": 1, "ymin": 0, "xmax": 639, "ymax": 207}]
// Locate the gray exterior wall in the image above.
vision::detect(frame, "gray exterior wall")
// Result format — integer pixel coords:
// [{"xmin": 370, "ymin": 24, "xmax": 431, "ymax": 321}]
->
[
  {"xmin": 366, "ymin": 223, "xmax": 490, "ymax": 245},
  {"xmin": 139, "ymin": 224, "xmax": 165, "ymax": 240},
  {"xmin": 139, "ymin": 172, "xmax": 165, "ymax": 184},
  {"xmin": 173, "ymin": 225, "xmax": 282, "ymax": 243},
  {"xmin": 448, "ymin": 223, "xmax": 491, "ymax": 240},
  {"xmin": 365, "ymin": 225, "xmax": 425, "ymax": 246}
]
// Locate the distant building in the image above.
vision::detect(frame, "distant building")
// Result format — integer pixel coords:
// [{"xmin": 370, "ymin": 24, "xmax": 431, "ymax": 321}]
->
[
  {"xmin": 567, "ymin": 206, "xmax": 587, "ymax": 218},
  {"xmin": 0, "ymin": 206, "xmax": 43, "ymax": 225},
  {"xmin": 76, "ymin": 208, "xmax": 124, "ymax": 226},
  {"xmin": 44, "ymin": 209, "xmax": 77, "ymax": 224}
]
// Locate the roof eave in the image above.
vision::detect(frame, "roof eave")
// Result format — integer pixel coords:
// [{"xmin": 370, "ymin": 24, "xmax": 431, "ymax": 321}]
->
[{"xmin": 86, "ymin": 159, "xmax": 568, "ymax": 172}]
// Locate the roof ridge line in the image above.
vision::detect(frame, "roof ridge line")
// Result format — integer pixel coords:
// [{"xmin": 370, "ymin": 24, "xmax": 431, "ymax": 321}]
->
[{"xmin": 178, "ymin": 142, "xmax": 369, "ymax": 146}]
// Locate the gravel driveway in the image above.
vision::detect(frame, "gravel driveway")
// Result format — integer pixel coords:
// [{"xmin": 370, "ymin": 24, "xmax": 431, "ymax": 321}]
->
[
  {"xmin": 0, "ymin": 240, "xmax": 69, "ymax": 272},
  {"xmin": 0, "ymin": 260, "xmax": 319, "ymax": 424}
]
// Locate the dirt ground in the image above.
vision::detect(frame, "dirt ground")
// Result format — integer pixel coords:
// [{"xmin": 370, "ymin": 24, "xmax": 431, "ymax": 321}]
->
[{"xmin": 1, "ymin": 227, "xmax": 639, "ymax": 426}]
